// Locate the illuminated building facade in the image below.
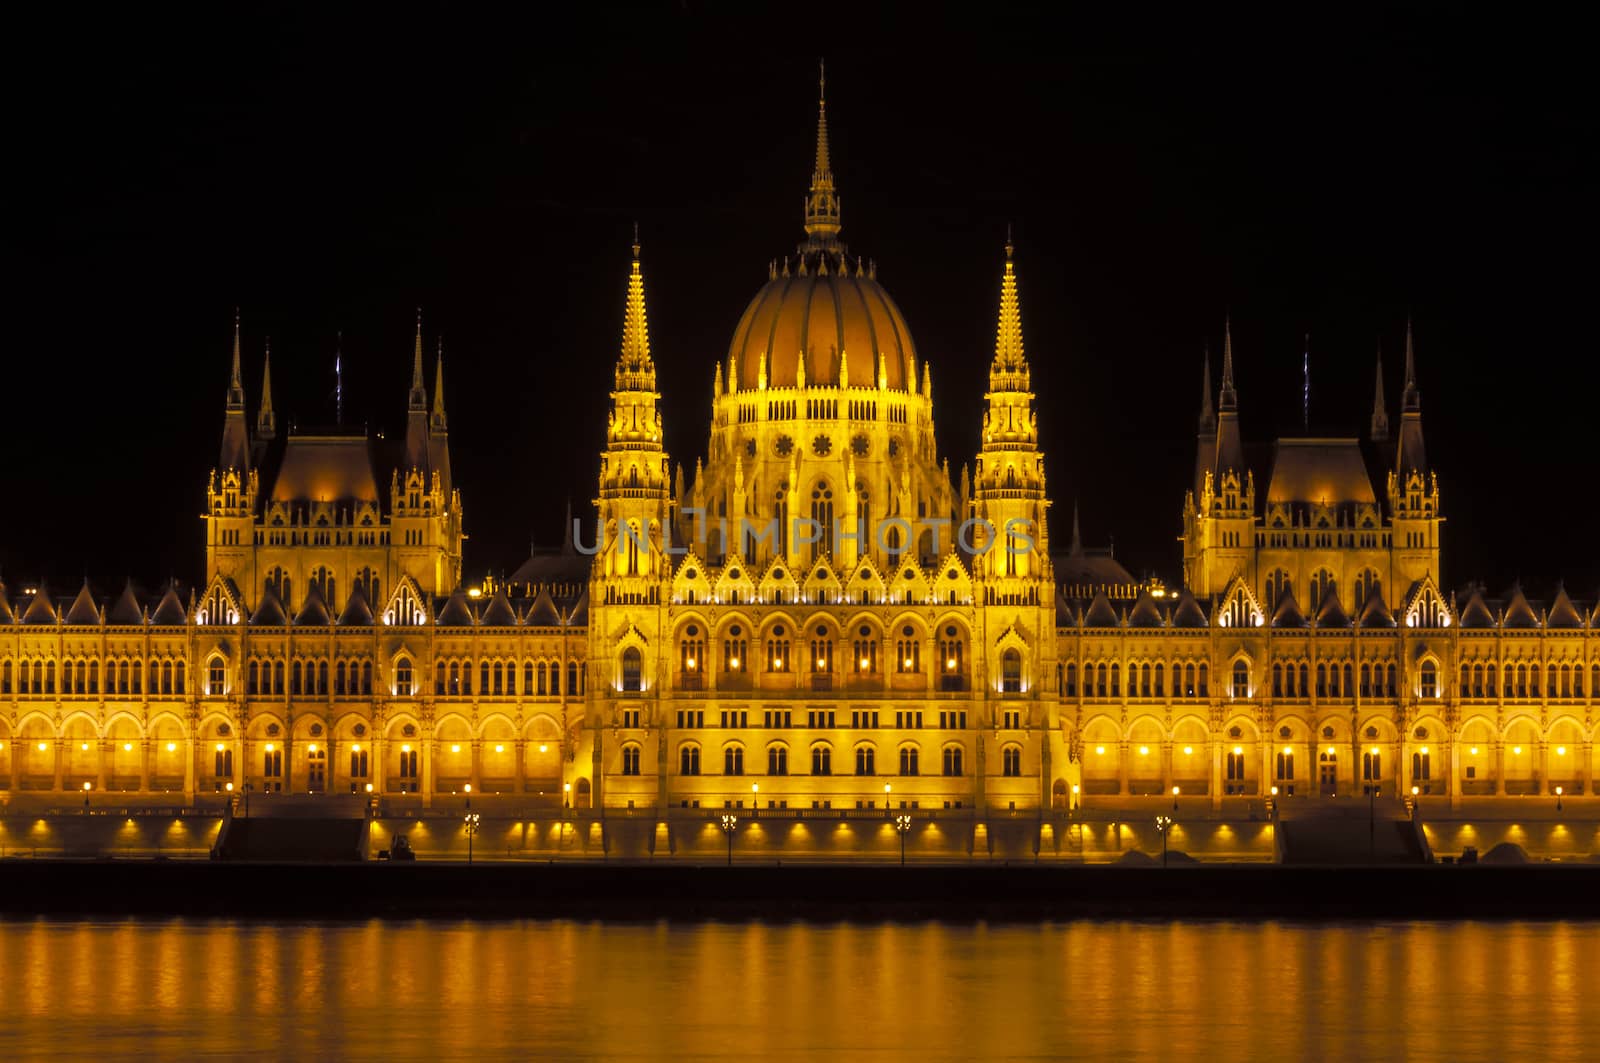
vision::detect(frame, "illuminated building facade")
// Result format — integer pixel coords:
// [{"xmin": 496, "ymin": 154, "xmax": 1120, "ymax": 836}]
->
[{"xmin": 0, "ymin": 81, "xmax": 1595, "ymax": 830}]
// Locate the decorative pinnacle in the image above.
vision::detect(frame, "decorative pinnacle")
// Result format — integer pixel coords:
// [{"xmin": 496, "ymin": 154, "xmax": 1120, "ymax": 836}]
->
[
  {"xmin": 410, "ymin": 308, "xmax": 427, "ymax": 410},
  {"xmin": 803, "ymin": 59, "xmax": 840, "ymax": 242},
  {"xmin": 1199, "ymin": 344, "xmax": 1215, "ymax": 431},
  {"xmin": 226, "ymin": 307, "xmax": 245, "ymax": 409},
  {"xmin": 618, "ymin": 232, "xmax": 653, "ymax": 376},
  {"xmin": 992, "ymin": 236, "xmax": 1025, "ymax": 373},
  {"xmin": 1402, "ymin": 314, "xmax": 1420, "ymax": 411},
  {"xmin": 1218, "ymin": 314, "xmax": 1238, "ymax": 412}
]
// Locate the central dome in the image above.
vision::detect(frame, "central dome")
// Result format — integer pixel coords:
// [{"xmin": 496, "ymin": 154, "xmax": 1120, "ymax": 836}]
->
[{"xmin": 727, "ymin": 254, "xmax": 918, "ymax": 392}]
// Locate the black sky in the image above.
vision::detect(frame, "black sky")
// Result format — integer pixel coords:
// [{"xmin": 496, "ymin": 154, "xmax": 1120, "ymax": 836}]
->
[{"xmin": 7, "ymin": 6, "xmax": 1597, "ymax": 595}]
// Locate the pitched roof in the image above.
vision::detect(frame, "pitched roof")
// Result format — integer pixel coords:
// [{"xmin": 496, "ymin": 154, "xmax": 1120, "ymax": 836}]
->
[
  {"xmin": 150, "ymin": 584, "xmax": 188, "ymax": 625},
  {"xmin": 1171, "ymin": 588, "xmax": 1208, "ymax": 628},
  {"xmin": 268, "ymin": 433, "xmax": 380, "ymax": 503},
  {"xmin": 1502, "ymin": 584, "xmax": 1539, "ymax": 629},
  {"xmin": 566, "ymin": 589, "xmax": 589, "ymax": 627},
  {"xmin": 1456, "ymin": 587, "xmax": 1495, "ymax": 629},
  {"xmin": 21, "ymin": 583, "xmax": 57, "ymax": 624},
  {"xmin": 294, "ymin": 584, "xmax": 331, "ymax": 626},
  {"xmin": 481, "ymin": 587, "xmax": 518, "ymax": 626},
  {"xmin": 0, "ymin": 581, "xmax": 12, "ymax": 624},
  {"xmin": 65, "ymin": 581, "xmax": 101, "ymax": 625},
  {"xmin": 107, "ymin": 582, "xmax": 145, "ymax": 625},
  {"xmin": 1271, "ymin": 588, "xmax": 1307, "ymax": 628},
  {"xmin": 250, "ymin": 585, "xmax": 288, "ymax": 625},
  {"xmin": 436, "ymin": 588, "xmax": 475, "ymax": 626},
  {"xmin": 1054, "ymin": 591, "xmax": 1076, "ymax": 628},
  {"xmin": 1315, "ymin": 587, "xmax": 1351, "ymax": 628},
  {"xmin": 1127, "ymin": 589, "xmax": 1164, "ymax": 628},
  {"xmin": 1265, "ymin": 439, "xmax": 1378, "ymax": 505},
  {"xmin": 1082, "ymin": 591, "xmax": 1120, "ymax": 628},
  {"xmin": 337, "ymin": 584, "xmax": 375, "ymax": 626},
  {"xmin": 525, "ymin": 587, "xmax": 562, "ymax": 627},
  {"xmin": 1547, "ymin": 585, "xmax": 1584, "ymax": 629},
  {"xmin": 1358, "ymin": 585, "xmax": 1396, "ymax": 628}
]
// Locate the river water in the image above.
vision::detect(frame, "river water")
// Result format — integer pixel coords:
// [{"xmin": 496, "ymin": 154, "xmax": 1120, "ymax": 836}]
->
[{"xmin": 0, "ymin": 919, "xmax": 1596, "ymax": 1060}]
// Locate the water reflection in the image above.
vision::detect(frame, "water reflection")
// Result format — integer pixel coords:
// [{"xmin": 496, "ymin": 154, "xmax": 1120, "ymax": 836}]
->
[{"xmin": 0, "ymin": 919, "xmax": 1597, "ymax": 1060}]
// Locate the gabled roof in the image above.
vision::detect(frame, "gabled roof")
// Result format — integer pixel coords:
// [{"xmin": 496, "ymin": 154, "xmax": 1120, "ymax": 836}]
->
[
  {"xmin": 337, "ymin": 584, "xmax": 375, "ymax": 626},
  {"xmin": 1054, "ymin": 591, "xmax": 1076, "ymax": 628},
  {"xmin": 1315, "ymin": 587, "xmax": 1351, "ymax": 628},
  {"xmin": 1170, "ymin": 588, "xmax": 1208, "ymax": 628},
  {"xmin": 525, "ymin": 587, "xmax": 562, "ymax": 627},
  {"xmin": 1082, "ymin": 590, "xmax": 1120, "ymax": 628},
  {"xmin": 1271, "ymin": 588, "xmax": 1306, "ymax": 628},
  {"xmin": 107, "ymin": 581, "xmax": 145, "ymax": 625},
  {"xmin": 1501, "ymin": 584, "xmax": 1539, "ymax": 629},
  {"xmin": 1127, "ymin": 589, "xmax": 1164, "ymax": 628},
  {"xmin": 1546, "ymin": 585, "xmax": 1584, "ymax": 629},
  {"xmin": 268, "ymin": 432, "xmax": 380, "ymax": 503},
  {"xmin": 1456, "ymin": 587, "xmax": 1495, "ymax": 629},
  {"xmin": 251, "ymin": 584, "xmax": 288, "ymax": 625},
  {"xmin": 22, "ymin": 583, "xmax": 57, "ymax": 624},
  {"xmin": 65, "ymin": 581, "xmax": 101, "ymax": 625},
  {"xmin": 150, "ymin": 584, "xmax": 188, "ymax": 626},
  {"xmin": 480, "ymin": 587, "xmax": 518, "ymax": 626},
  {"xmin": 0, "ymin": 581, "xmax": 12, "ymax": 624},
  {"xmin": 436, "ymin": 588, "xmax": 475, "ymax": 626},
  {"xmin": 294, "ymin": 585, "xmax": 331, "ymax": 626},
  {"xmin": 1358, "ymin": 586, "xmax": 1396, "ymax": 628},
  {"xmin": 1265, "ymin": 438, "xmax": 1378, "ymax": 505}
]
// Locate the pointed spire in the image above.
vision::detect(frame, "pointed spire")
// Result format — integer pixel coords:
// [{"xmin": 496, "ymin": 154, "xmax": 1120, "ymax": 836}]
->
[
  {"xmin": 921, "ymin": 360, "xmax": 932, "ymax": 399},
  {"xmin": 334, "ymin": 330, "xmax": 344, "ymax": 426},
  {"xmin": 409, "ymin": 308, "xmax": 427, "ymax": 411},
  {"xmin": 1401, "ymin": 314, "xmax": 1420, "ymax": 412},
  {"xmin": 1070, "ymin": 500, "xmax": 1083, "ymax": 557},
  {"xmin": 1198, "ymin": 344, "xmax": 1215, "ymax": 433},
  {"xmin": 992, "ymin": 235, "xmax": 1025, "ymax": 374},
  {"xmin": 431, "ymin": 337, "xmax": 448, "ymax": 431},
  {"xmin": 1218, "ymin": 314, "xmax": 1238, "ymax": 412},
  {"xmin": 618, "ymin": 231, "xmax": 652, "ymax": 377},
  {"xmin": 803, "ymin": 59, "xmax": 841, "ymax": 244},
  {"xmin": 257, "ymin": 339, "xmax": 276, "ymax": 439},
  {"xmin": 838, "ymin": 345, "xmax": 848, "ymax": 387},
  {"xmin": 1370, "ymin": 343, "xmax": 1390, "ymax": 441},
  {"xmin": 226, "ymin": 308, "xmax": 245, "ymax": 410}
]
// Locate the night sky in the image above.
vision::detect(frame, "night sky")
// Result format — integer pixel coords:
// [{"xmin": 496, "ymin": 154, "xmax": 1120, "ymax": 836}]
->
[{"xmin": 8, "ymin": 7, "xmax": 1596, "ymax": 596}]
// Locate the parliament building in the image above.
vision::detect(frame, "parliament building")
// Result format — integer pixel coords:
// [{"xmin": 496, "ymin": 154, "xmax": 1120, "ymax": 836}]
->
[{"xmin": 1, "ymin": 81, "xmax": 1595, "ymax": 843}]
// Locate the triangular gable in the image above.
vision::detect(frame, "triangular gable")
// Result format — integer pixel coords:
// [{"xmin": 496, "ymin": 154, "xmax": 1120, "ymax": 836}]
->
[
  {"xmin": 197, "ymin": 574, "xmax": 243, "ymax": 626},
  {"xmin": 22, "ymin": 583, "xmax": 57, "ymax": 624},
  {"xmin": 250, "ymin": 584, "xmax": 288, "ymax": 626},
  {"xmin": 1271, "ymin": 587, "xmax": 1306, "ymax": 629},
  {"xmin": 435, "ymin": 588, "xmax": 475, "ymax": 626},
  {"xmin": 1054, "ymin": 591, "xmax": 1077, "ymax": 628},
  {"xmin": 382, "ymin": 575, "xmax": 429, "ymax": 627},
  {"xmin": 1358, "ymin": 584, "xmax": 1396, "ymax": 628},
  {"xmin": 801, "ymin": 558, "xmax": 842, "ymax": 604},
  {"xmin": 1083, "ymin": 590, "xmax": 1120, "ymax": 628},
  {"xmin": 294, "ymin": 584, "xmax": 331, "ymax": 626},
  {"xmin": 107, "ymin": 581, "xmax": 145, "ymax": 625},
  {"xmin": 892, "ymin": 561, "xmax": 931, "ymax": 605},
  {"xmin": 930, "ymin": 553, "xmax": 972, "ymax": 606},
  {"xmin": 671, "ymin": 552, "xmax": 713, "ymax": 605},
  {"xmin": 1500, "ymin": 583, "xmax": 1539, "ymax": 629},
  {"xmin": 1401, "ymin": 576, "xmax": 1452, "ymax": 629},
  {"xmin": 757, "ymin": 556, "xmax": 800, "ymax": 605},
  {"xmin": 480, "ymin": 587, "xmax": 518, "ymax": 626},
  {"xmin": 338, "ymin": 583, "xmax": 376, "ymax": 626},
  {"xmin": 1546, "ymin": 585, "xmax": 1583, "ymax": 629},
  {"xmin": 566, "ymin": 588, "xmax": 589, "ymax": 627},
  {"xmin": 1218, "ymin": 575, "xmax": 1264, "ymax": 629},
  {"xmin": 1315, "ymin": 586, "xmax": 1350, "ymax": 628},
  {"xmin": 150, "ymin": 584, "xmax": 188, "ymax": 625},
  {"xmin": 844, "ymin": 556, "xmax": 885, "ymax": 604},
  {"xmin": 713, "ymin": 560, "xmax": 756, "ymax": 605},
  {"xmin": 0, "ymin": 582, "xmax": 13, "ymax": 624},
  {"xmin": 65, "ymin": 581, "xmax": 101, "ymax": 625},
  {"xmin": 1170, "ymin": 588, "xmax": 1209, "ymax": 628},
  {"xmin": 1455, "ymin": 587, "xmax": 1494, "ymax": 629},
  {"xmin": 525, "ymin": 587, "xmax": 562, "ymax": 627},
  {"xmin": 1127, "ymin": 589, "xmax": 1164, "ymax": 628}
]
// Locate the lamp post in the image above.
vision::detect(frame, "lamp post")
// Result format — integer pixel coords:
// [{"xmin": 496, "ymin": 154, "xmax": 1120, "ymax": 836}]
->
[
  {"xmin": 1268, "ymin": 785, "xmax": 1279, "ymax": 821},
  {"xmin": 1071, "ymin": 783, "xmax": 1079, "ymax": 815},
  {"xmin": 894, "ymin": 814, "xmax": 912, "ymax": 866},
  {"xmin": 1171, "ymin": 785, "xmax": 1180, "ymax": 811},
  {"xmin": 464, "ymin": 810, "xmax": 481, "ymax": 864},
  {"xmin": 752, "ymin": 782, "xmax": 759, "ymax": 820},
  {"xmin": 1155, "ymin": 814, "xmax": 1173, "ymax": 868},
  {"xmin": 1369, "ymin": 783, "xmax": 1378, "ymax": 860},
  {"xmin": 1556, "ymin": 785, "xmax": 1564, "ymax": 813},
  {"xmin": 720, "ymin": 813, "xmax": 738, "ymax": 866}
]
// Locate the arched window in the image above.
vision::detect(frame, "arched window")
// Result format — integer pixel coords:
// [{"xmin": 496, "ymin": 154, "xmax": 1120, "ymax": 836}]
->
[
  {"xmin": 394, "ymin": 657, "xmax": 413, "ymax": 696},
  {"xmin": 1002, "ymin": 746, "xmax": 1022, "ymax": 777},
  {"xmin": 1198, "ymin": 663, "xmax": 1209, "ymax": 697},
  {"xmin": 621, "ymin": 744, "xmax": 641, "ymax": 775},
  {"xmin": 1272, "ymin": 662, "xmax": 1284, "ymax": 697},
  {"xmin": 942, "ymin": 746, "xmax": 963, "ymax": 776},
  {"xmin": 568, "ymin": 660, "xmax": 581, "ymax": 695},
  {"xmin": 1001, "ymin": 649, "xmax": 1022, "ymax": 694},
  {"xmin": 1153, "ymin": 662, "xmax": 1165, "ymax": 697},
  {"xmin": 1225, "ymin": 747, "xmax": 1247, "ymax": 793},
  {"xmin": 680, "ymin": 745, "xmax": 701, "ymax": 775},
  {"xmin": 1063, "ymin": 661, "xmax": 1077, "ymax": 697},
  {"xmin": 1264, "ymin": 569, "xmax": 1290, "ymax": 606},
  {"xmin": 723, "ymin": 627, "xmax": 748, "ymax": 673},
  {"xmin": 768, "ymin": 746, "xmax": 788, "ymax": 775},
  {"xmin": 811, "ymin": 745, "xmax": 832, "ymax": 775},
  {"xmin": 1419, "ymin": 660, "xmax": 1438, "ymax": 699},
  {"xmin": 809, "ymin": 481, "xmax": 835, "ymax": 561},
  {"xmin": 1354, "ymin": 569, "xmax": 1381, "ymax": 607},
  {"xmin": 620, "ymin": 647, "xmax": 642, "ymax": 692},
  {"xmin": 207, "ymin": 656, "xmax": 226, "ymax": 696},
  {"xmin": 1232, "ymin": 660, "xmax": 1250, "ymax": 699},
  {"xmin": 767, "ymin": 628, "xmax": 791, "ymax": 672},
  {"xmin": 899, "ymin": 746, "xmax": 919, "ymax": 776},
  {"xmin": 1362, "ymin": 747, "xmax": 1382, "ymax": 792},
  {"xmin": 854, "ymin": 746, "xmax": 876, "ymax": 776},
  {"xmin": 1309, "ymin": 569, "xmax": 1336, "ymax": 607},
  {"xmin": 895, "ymin": 626, "xmax": 920, "ymax": 673},
  {"xmin": 723, "ymin": 746, "xmax": 744, "ymax": 776}
]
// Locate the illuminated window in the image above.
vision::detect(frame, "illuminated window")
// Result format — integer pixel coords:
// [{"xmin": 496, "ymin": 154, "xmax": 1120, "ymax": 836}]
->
[
  {"xmin": 620, "ymin": 647, "xmax": 642, "ymax": 693},
  {"xmin": 1232, "ymin": 660, "xmax": 1250, "ymax": 700},
  {"xmin": 1419, "ymin": 660, "xmax": 1438, "ymax": 699},
  {"xmin": 1001, "ymin": 650, "xmax": 1022, "ymax": 694},
  {"xmin": 621, "ymin": 744, "xmax": 641, "ymax": 776}
]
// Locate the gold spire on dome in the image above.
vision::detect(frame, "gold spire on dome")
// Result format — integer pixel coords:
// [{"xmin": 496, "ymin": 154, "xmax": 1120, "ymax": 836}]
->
[
  {"xmin": 803, "ymin": 60, "xmax": 841, "ymax": 246},
  {"xmin": 992, "ymin": 233, "xmax": 1026, "ymax": 376},
  {"xmin": 226, "ymin": 308, "xmax": 245, "ymax": 410}
]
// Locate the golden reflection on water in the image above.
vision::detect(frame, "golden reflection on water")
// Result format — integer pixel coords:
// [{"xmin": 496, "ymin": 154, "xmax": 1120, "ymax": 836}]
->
[{"xmin": 0, "ymin": 919, "xmax": 1598, "ymax": 1060}]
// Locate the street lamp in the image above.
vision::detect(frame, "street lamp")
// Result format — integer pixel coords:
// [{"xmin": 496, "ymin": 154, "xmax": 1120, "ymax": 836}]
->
[
  {"xmin": 894, "ymin": 814, "xmax": 912, "ymax": 866},
  {"xmin": 1155, "ymin": 814, "xmax": 1173, "ymax": 868},
  {"xmin": 752, "ymin": 782, "xmax": 759, "ymax": 819},
  {"xmin": 463, "ymin": 810, "xmax": 481, "ymax": 864},
  {"xmin": 1171, "ymin": 785, "xmax": 1180, "ymax": 811},
  {"xmin": 1071, "ymin": 783, "xmax": 1080, "ymax": 813},
  {"xmin": 1556, "ymin": 785, "xmax": 1564, "ymax": 812},
  {"xmin": 1369, "ymin": 783, "xmax": 1379, "ymax": 859},
  {"xmin": 720, "ymin": 813, "xmax": 738, "ymax": 865}
]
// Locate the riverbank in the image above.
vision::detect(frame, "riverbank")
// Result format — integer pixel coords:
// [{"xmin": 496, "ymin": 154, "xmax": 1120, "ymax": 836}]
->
[{"xmin": 3, "ymin": 861, "xmax": 1599, "ymax": 920}]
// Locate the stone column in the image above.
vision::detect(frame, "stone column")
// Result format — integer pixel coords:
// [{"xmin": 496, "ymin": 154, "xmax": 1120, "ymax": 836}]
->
[
  {"xmin": 1116, "ymin": 741, "xmax": 1129, "ymax": 797},
  {"xmin": 53, "ymin": 739, "xmax": 65, "ymax": 791},
  {"xmin": 1581, "ymin": 743, "xmax": 1592, "ymax": 796},
  {"xmin": 470, "ymin": 740, "xmax": 482, "ymax": 794},
  {"xmin": 95, "ymin": 740, "xmax": 107, "ymax": 792},
  {"xmin": 1161, "ymin": 741, "xmax": 1174, "ymax": 799},
  {"xmin": 1537, "ymin": 742, "xmax": 1549, "ymax": 795},
  {"xmin": 1494, "ymin": 742, "xmax": 1506, "ymax": 796},
  {"xmin": 1210, "ymin": 740, "xmax": 1223, "ymax": 810},
  {"xmin": 514, "ymin": 738, "xmax": 526, "ymax": 795},
  {"xmin": 139, "ymin": 739, "xmax": 152, "ymax": 793},
  {"xmin": 1449, "ymin": 739, "xmax": 1462, "ymax": 810},
  {"xmin": 182, "ymin": 735, "xmax": 195, "ymax": 801},
  {"xmin": 233, "ymin": 738, "xmax": 244, "ymax": 793},
  {"xmin": 372, "ymin": 735, "xmax": 385, "ymax": 795},
  {"xmin": 421, "ymin": 735, "xmax": 435, "ymax": 808}
]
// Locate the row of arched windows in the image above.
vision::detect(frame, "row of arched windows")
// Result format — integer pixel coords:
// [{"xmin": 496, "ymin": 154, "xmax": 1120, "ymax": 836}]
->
[
  {"xmin": 677, "ymin": 623, "xmax": 970, "ymax": 678},
  {"xmin": 1061, "ymin": 660, "xmax": 1210, "ymax": 699},
  {"xmin": 0, "ymin": 657, "xmax": 184, "ymax": 696},
  {"xmin": 433, "ymin": 658, "xmax": 583, "ymax": 698},
  {"xmin": 1269, "ymin": 660, "xmax": 1398, "ymax": 699},
  {"xmin": 1461, "ymin": 661, "xmax": 1597, "ymax": 700},
  {"xmin": 668, "ymin": 741, "xmax": 984, "ymax": 778}
]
